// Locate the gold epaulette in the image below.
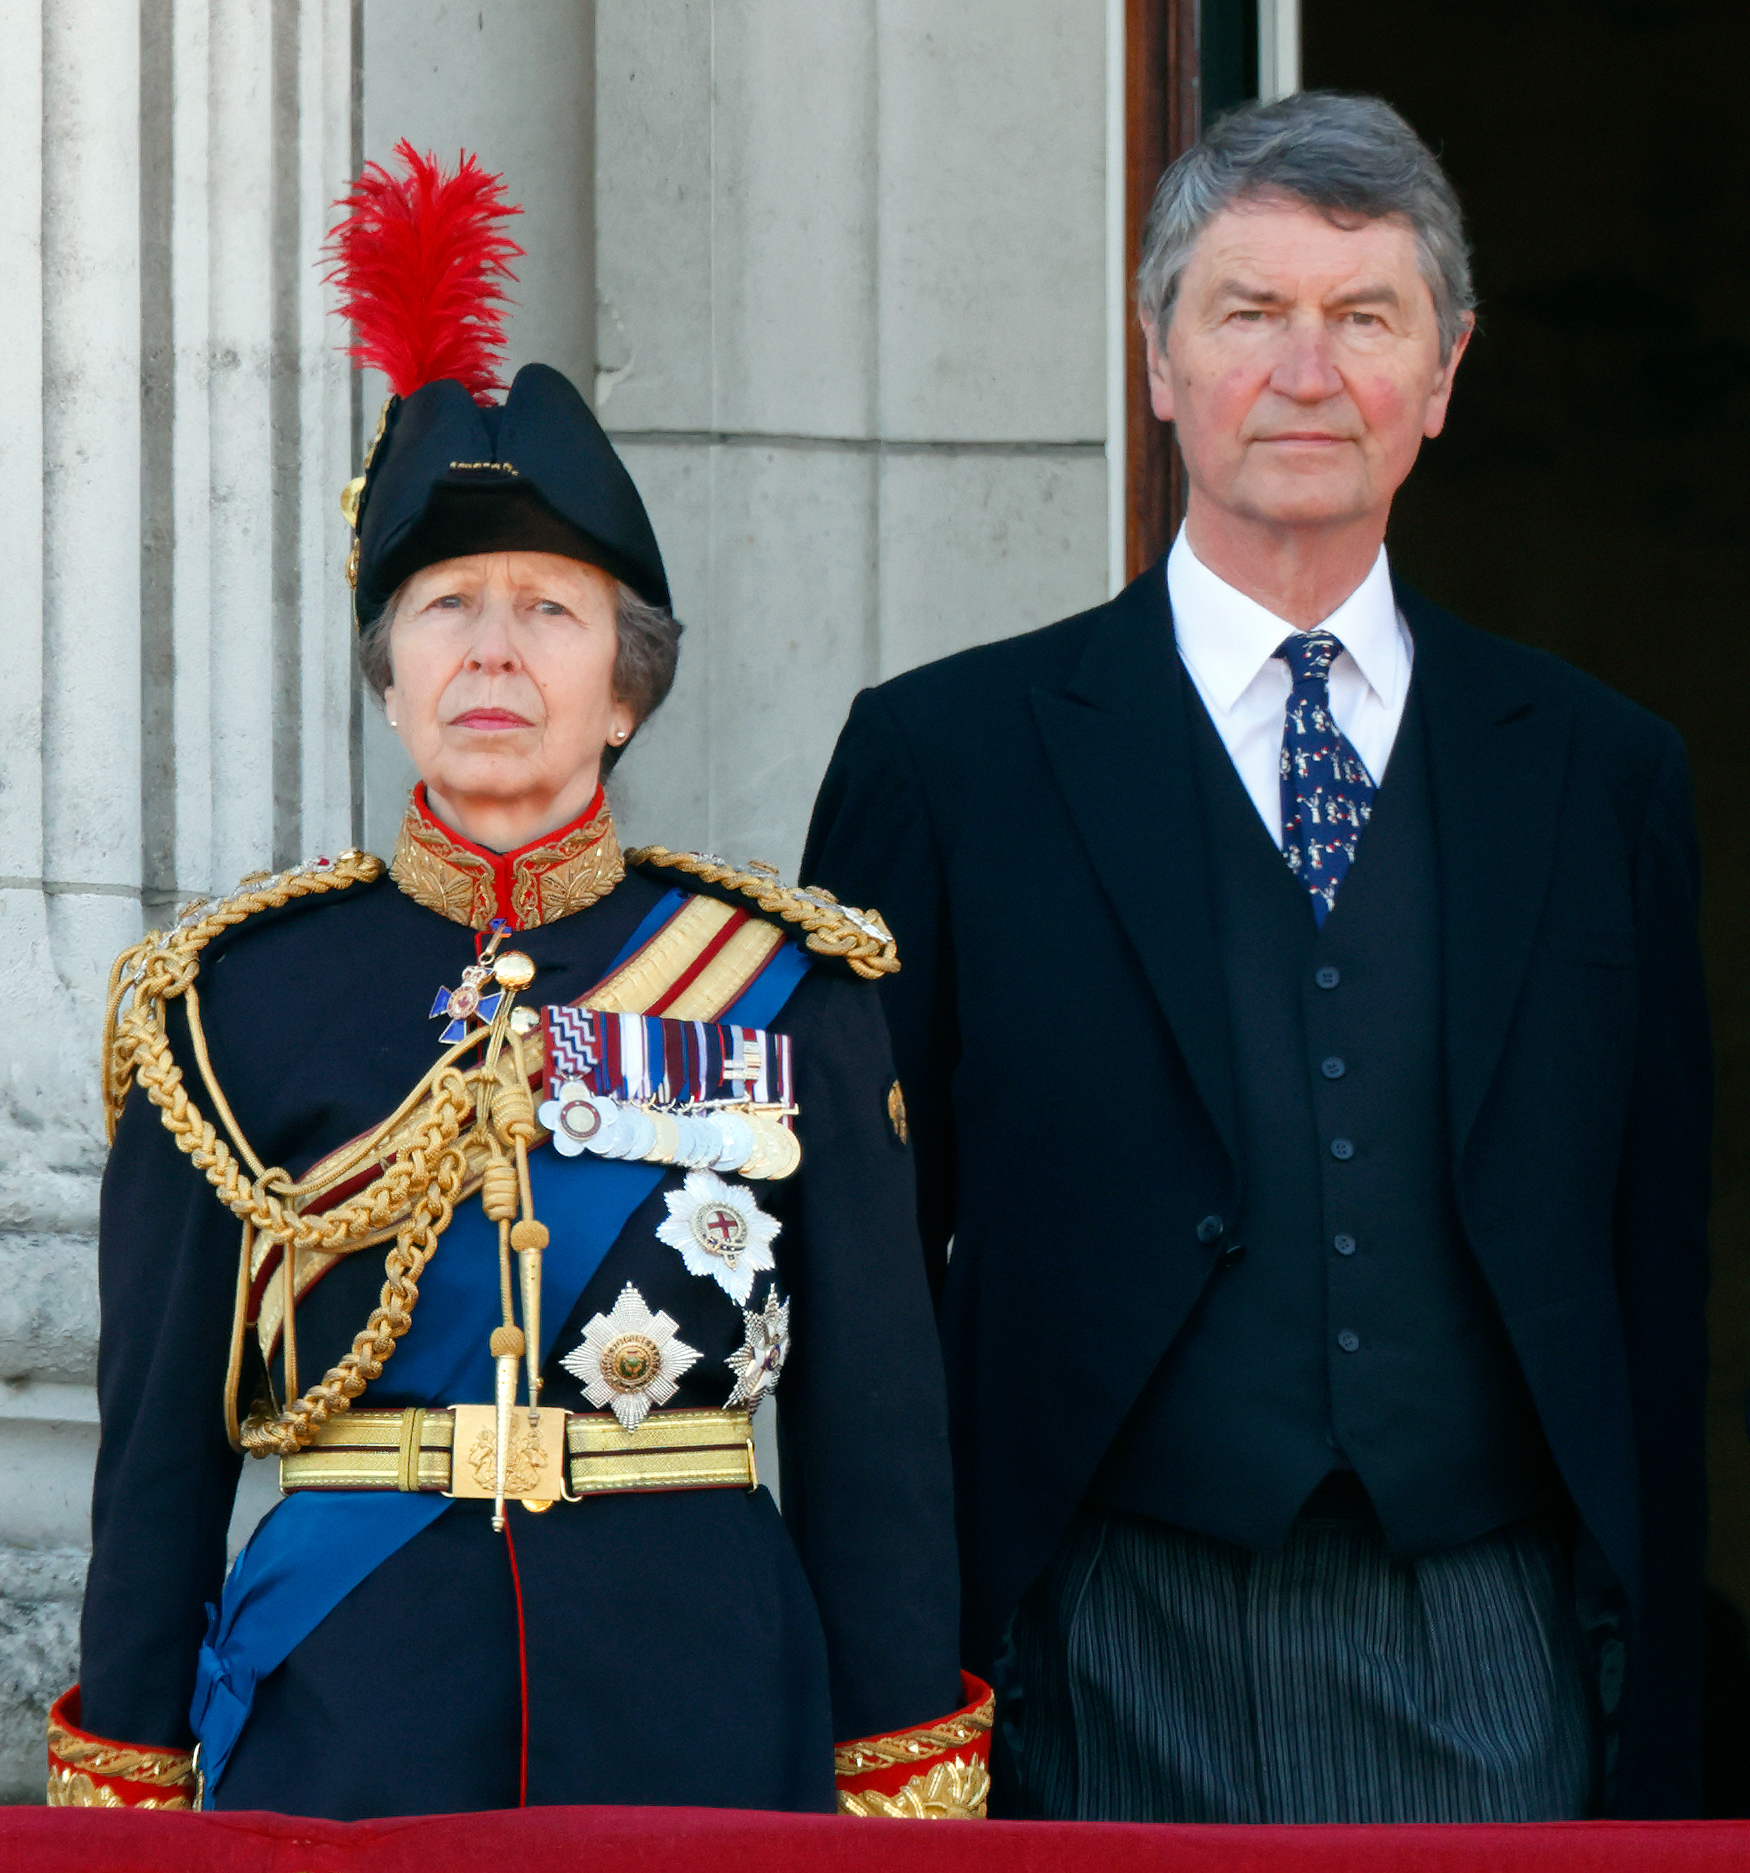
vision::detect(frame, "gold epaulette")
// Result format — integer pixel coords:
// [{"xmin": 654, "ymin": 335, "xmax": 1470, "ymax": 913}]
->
[
  {"xmin": 625, "ymin": 847, "xmax": 899, "ymax": 981},
  {"xmin": 101, "ymin": 851, "xmax": 384, "ymax": 1143}
]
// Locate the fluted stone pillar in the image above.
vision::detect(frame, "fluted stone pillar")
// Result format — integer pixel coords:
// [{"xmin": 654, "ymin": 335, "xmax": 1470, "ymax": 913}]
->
[{"xmin": 0, "ymin": 0, "xmax": 358, "ymax": 1800}]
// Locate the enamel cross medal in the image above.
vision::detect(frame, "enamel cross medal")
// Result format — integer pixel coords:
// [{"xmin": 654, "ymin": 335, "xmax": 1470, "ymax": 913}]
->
[{"xmin": 430, "ymin": 918, "xmax": 515, "ymax": 1044}]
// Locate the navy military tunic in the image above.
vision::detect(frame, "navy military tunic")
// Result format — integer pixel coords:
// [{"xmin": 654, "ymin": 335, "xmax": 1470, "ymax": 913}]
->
[{"xmin": 78, "ymin": 836, "xmax": 963, "ymax": 1818}]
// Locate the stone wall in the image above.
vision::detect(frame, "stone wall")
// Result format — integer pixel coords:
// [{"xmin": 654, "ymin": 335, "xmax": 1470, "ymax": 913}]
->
[
  {"xmin": 0, "ymin": 0, "xmax": 1113, "ymax": 1802},
  {"xmin": 595, "ymin": 0, "xmax": 1112, "ymax": 870},
  {"xmin": 0, "ymin": 0, "xmax": 358, "ymax": 1802}
]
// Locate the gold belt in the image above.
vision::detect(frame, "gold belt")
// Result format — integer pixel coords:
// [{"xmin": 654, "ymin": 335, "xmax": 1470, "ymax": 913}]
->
[{"xmin": 278, "ymin": 1405, "xmax": 757, "ymax": 1505}]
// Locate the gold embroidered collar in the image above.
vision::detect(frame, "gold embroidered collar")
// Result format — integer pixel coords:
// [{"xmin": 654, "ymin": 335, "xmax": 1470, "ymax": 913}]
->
[{"xmin": 390, "ymin": 783, "xmax": 625, "ymax": 931}]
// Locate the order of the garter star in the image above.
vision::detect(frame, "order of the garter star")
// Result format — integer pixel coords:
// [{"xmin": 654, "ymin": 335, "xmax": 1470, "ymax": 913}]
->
[
  {"xmin": 656, "ymin": 1169, "xmax": 780, "ymax": 1305},
  {"xmin": 562, "ymin": 1284, "xmax": 701, "ymax": 1431},
  {"xmin": 725, "ymin": 1284, "xmax": 791, "ymax": 1410}
]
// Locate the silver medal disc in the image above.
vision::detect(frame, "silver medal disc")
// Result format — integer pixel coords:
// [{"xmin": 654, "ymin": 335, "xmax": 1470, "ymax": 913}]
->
[
  {"xmin": 585, "ymin": 1098, "xmax": 624, "ymax": 1156},
  {"xmin": 711, "ymin": 1111, "xmax": 755, "ymax": 1172},
  {"xmin": 674, "ymin": 1115, "xmax": 714, "ymax": 1169},
  {"xmin": 614, "ymin": 1105, "xmax": 657, "ymax": 1161}
]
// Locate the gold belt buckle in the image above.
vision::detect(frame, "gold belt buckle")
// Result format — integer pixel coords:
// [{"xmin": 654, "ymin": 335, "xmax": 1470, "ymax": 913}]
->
[{"xmin": 445, "ymin": 1405, "xmax": 567, "ymax": 1508}]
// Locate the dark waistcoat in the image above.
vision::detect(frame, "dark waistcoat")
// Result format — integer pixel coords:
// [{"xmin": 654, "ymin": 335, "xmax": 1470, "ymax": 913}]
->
[{"xmin": 1091, "ymin": 679, "xmax": 1560, "ymax": 1556}]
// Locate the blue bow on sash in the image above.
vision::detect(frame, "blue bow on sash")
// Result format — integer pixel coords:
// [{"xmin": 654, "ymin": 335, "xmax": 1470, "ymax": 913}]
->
[{"xmin": 191, "ymin": 891, "xmax": 811, "ymax": 1802}]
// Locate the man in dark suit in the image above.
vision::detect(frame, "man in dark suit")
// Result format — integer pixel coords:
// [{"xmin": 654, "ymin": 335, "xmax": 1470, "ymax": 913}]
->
[{"xmin": 803, "ymin": 92, "xmax": 1711, "ymax": 1822}]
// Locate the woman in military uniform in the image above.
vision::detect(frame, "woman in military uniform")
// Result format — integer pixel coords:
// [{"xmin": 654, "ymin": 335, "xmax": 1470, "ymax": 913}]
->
[{"xmin": 49, "ymin": 147, "xmax": 986, "ymax": 1821}]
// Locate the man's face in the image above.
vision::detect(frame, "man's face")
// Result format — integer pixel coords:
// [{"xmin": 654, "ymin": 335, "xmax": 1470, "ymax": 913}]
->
[{"xmin": 1145, "ymin": 196, "xmax": 1470, "ymax": 535}]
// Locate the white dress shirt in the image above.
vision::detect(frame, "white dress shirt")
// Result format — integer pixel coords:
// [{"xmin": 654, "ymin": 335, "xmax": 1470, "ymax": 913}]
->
[{"xmin": 1166, "ymin": 527, "xmax": 1414, "ymax": 848}]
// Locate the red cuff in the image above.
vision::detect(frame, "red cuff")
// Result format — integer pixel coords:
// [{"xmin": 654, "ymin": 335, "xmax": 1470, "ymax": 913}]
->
[
  {"xmin": 834, "ymin": 1670, "xmax": 994, "ymax": 1818},
  {"xmin": 45, "ymin": 1686, "xmax": 198, "ymax": 1810}
]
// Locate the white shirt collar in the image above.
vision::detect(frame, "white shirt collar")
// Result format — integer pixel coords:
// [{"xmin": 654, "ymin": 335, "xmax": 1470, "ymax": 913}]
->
[{"xmin": 1167, "ymin": 527, "xmax": 1407, "ymax": 712}]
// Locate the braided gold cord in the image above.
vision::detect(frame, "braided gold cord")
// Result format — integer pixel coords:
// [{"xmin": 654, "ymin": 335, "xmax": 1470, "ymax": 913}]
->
[
  {"xmin": 832, "ymin": 1689, "xmax": 996, "ymax": 1776},
  {"xmin": 625, "ymin": 846, "xmax": 899, "ymax": 980},
  {"xmin": 96, "ymin": 850, "xmax": 500, "ymax": 1456},
  {"xmin": 240, "ymin": 1076, "xmax": 471, "ymax": 1457},
  {"xmin": 103, "ymin": 855, "xmax": 380, "ymax": 1144},
  {"xmin": 101, "ymin": 853, "xmax": 502, "ymax": 1268}
]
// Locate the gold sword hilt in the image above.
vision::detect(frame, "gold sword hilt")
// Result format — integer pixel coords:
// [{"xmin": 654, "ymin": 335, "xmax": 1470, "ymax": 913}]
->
[{"xmin": 488, "ymin": 1326, "xmax": 524, "ymax": 1532}]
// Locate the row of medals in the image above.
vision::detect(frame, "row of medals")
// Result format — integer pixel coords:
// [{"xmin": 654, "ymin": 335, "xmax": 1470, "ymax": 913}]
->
[{"xmin": 550, "ymin": 1084, "xmax": 801, "ymax": 1181}]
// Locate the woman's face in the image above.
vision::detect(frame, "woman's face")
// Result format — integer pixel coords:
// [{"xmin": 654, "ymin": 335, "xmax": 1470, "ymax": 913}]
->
[{"xmin": 383, "ymin": 551, "xmax": 635, "ymax": 850}]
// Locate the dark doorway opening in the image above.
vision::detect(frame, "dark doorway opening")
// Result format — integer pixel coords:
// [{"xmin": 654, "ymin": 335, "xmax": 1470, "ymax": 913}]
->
[{"xmin": 1301, "ymin": 0, "xmax": 1750, "ymax": 1808}]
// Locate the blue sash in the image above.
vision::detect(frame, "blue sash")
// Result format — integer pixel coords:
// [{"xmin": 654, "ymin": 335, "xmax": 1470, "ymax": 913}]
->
[{"xmin": 192, "ymin": 895, "xmax": 810, "ymax": 1801}]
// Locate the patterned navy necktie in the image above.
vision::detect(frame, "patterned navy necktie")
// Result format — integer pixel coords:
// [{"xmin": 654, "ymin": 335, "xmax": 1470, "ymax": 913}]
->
[{"xmin": 1275, "ymin": 629, "xmax": 1376, "ymax": 925}]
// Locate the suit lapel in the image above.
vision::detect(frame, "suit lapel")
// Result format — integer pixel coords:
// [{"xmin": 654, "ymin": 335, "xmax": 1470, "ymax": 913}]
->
[
  {"xmin": 1030, "ymin": 567, "xmax": 1240, "ymax": 1167},
  {"xmin": 1404, "ymin": 587, "xmax": 1574, "ymax": 1159}
]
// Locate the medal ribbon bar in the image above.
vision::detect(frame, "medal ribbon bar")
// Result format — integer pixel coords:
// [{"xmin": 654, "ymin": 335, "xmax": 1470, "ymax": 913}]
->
[{"xmin": 543, "ymin": 1007, "xmax": 793, "ymax": 1112}]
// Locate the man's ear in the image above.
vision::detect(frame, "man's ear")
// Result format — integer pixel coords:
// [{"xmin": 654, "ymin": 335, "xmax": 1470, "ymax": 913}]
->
[
  {"xmin": 1423, "ymin": 313, "xmax": 1474, "ymax": 439},
  {"xmin": 1142, "ymin": 313, "xmax": 1175, "ymax": 424}
]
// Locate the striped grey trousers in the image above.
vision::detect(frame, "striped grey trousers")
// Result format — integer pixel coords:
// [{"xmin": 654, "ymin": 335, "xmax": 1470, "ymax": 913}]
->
[{"xmin": 1001, "ymin": 1498, "xmax": 1596, "ymax": 1823}]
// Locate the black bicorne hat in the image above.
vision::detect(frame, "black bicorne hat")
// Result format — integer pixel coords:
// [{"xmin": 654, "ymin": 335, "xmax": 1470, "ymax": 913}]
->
[
  {"xmin": 328, "ymin": 144, "xmax": 668, "ymax": 626},
  {"xmin": 353, "ymin": 365, "xmax": 669, "ymax": 624}
]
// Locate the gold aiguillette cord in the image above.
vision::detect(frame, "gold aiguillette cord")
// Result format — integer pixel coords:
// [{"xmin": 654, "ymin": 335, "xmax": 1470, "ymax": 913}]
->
[{"xmin": 473, "ymin": 942, "xmax": 546, "ymax": 1530}]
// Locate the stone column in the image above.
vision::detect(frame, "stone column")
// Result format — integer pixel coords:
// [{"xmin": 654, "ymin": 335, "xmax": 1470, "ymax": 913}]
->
[
  {"xmin": 0, "ymin": 0, "xmax": 358, "ymax": 1800},
  {"xmin": 358, "ymin": 0, "xmax": 599, "ymax": 854},
  {"xmin": 597, "ymin": 1, "xmax": 1111, "ymax": 870}
]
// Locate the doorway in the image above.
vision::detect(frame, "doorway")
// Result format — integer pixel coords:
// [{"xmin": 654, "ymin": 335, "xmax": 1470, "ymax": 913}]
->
[{"xmin": 1299, "ymin": 0, "xmax": 1750, "ymax": 1794}]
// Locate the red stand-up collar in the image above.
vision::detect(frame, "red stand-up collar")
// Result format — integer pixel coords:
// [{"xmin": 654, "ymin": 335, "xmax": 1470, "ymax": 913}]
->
[{"xmin": 390, "ymin": 782, "xmax": 625, "ymax": 930}]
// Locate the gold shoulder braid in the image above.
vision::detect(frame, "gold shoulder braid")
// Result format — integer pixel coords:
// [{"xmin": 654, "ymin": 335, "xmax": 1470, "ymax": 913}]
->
[
  {"xmin": 100, "ymin": 849, "xmax": 501, "ymax": 1459},
  {"xmin": 626, "ymin": 847, "xmax": 899, "ymax": 981},
  {"xmin": 101, "ymin": 852, "xmax": 385, "ymax": 1145}
]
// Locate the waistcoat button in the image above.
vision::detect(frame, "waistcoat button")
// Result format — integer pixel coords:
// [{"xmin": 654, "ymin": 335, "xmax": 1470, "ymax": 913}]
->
[
  {"xmin": 1330, "ymin": 1137, "xmax": 1355, "ymax": 1160},
  {"xmin": 1334, "ymin": 1233, "xmax": 1357, "ymax": 1255},
  {"xmin": 1315, "ymin": 965, "xmax": 1341, "ymax": 989},
  {"xmin": 1337, "ymin": 1330, "xmax": 1361, "ymax": 1353},
  {"xmin": 1195, "ymin": 1214, "xmax": 1225, "ymax": 1244},
  {"xmin": 1321, "ymin": 1056, "xmax": 1346, "ymax": 1079}
]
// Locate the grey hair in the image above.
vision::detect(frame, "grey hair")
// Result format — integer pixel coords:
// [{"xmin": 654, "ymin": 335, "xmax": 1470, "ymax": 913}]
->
[
  {"xmin": 359, "ymin": 577, "xmax": 683, "ymax": 775},
  {"xmin": 1136, "ymin": 92, "xmax": 1474, "ymax": 359}
]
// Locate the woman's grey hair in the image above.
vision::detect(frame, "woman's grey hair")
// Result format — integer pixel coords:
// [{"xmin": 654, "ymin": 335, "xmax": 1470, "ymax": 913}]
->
[
  {"xmin": 358, "ymin": 576, "xmax": 683, "ymax": 775},
  {"xmin": 1136, "ymin": 92, "xmax": 1474, "ymax": 359}
]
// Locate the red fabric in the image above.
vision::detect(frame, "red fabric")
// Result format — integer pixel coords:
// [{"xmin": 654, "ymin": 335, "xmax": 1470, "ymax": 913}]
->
[{"xmin": 8, "ymin": 1806, "xmax": 1749, "ymax": 1872}]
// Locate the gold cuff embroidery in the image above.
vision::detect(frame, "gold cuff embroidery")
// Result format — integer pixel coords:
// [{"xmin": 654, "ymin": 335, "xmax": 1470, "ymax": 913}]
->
[
  {"xmin": 46, "ymin": 1689, "xmax": 197, "ymax": 1810},
  {"xmin": 834, "ymin": 1674, "xmax": 995, "ymax": 1820},
  {"xmin": 837, "ymin": 1756, "xmax": 990, "ymax": 1819}
]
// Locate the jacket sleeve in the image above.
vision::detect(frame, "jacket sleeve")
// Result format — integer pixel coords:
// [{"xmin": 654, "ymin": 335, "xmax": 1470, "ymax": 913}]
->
[
  {"xmin": 1612, "ymin": 727, "xmax": 1712, "ymax": 1816},
  {"xmin": 773, "ymin": 965, "xmax": 984, "ymax": 1796},
  {"xmin": 77, "ymin": 1022, "xmax": 245, "ymax": 1759},
  {"xmin": 802, "ymin": 688, "xmax": 959, "ymax": 1296}
]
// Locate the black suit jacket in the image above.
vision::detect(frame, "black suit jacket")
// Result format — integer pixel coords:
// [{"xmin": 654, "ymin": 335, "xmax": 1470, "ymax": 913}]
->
[{"xmin": 802, "ymin": 560, "xmax": 1712, "ymax": 1817}]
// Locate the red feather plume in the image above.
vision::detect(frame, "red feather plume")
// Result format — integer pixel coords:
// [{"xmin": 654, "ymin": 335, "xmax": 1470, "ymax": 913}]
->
[{"xmin": 324, "ymin": 141, "xmax": 524, "ymax": 405}]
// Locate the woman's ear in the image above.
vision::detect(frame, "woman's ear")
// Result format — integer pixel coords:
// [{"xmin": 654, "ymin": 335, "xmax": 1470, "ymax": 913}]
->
[{"xmin": 383, "ymin": 682, "xmax": 400, "ymax": 732}]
